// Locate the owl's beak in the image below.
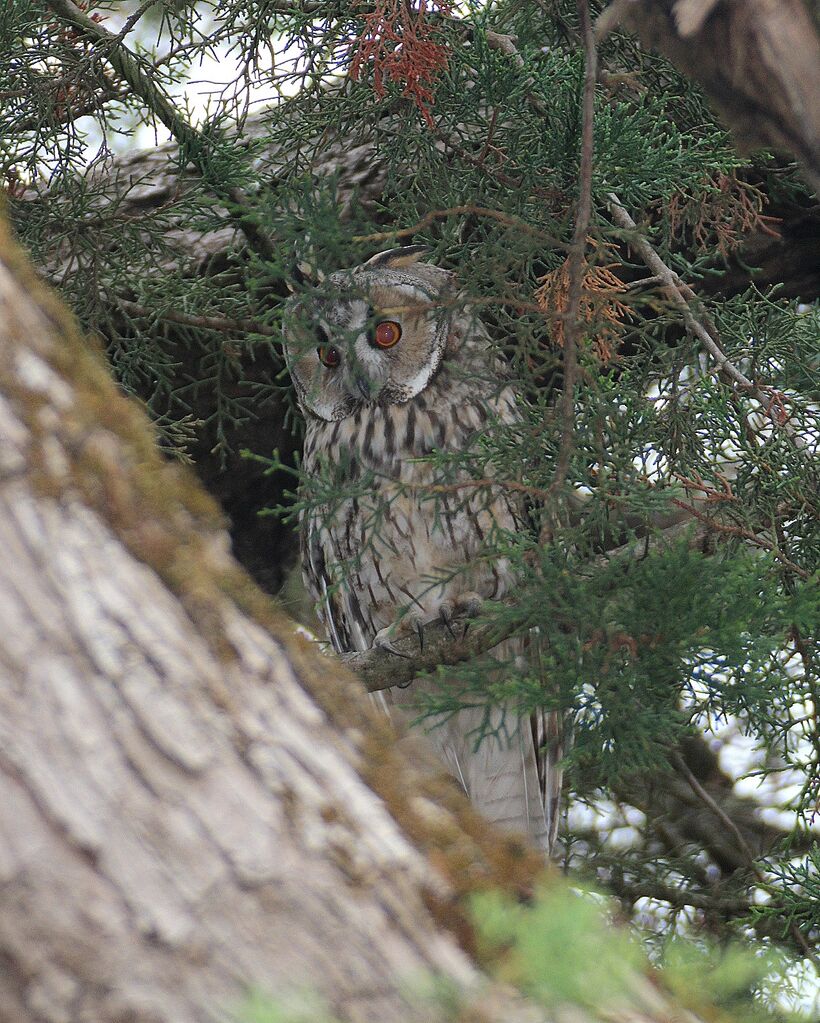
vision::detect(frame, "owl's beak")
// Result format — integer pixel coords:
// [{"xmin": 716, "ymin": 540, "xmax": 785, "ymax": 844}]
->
[{"xmin": 354, "ymin": 374, "xmax": 374, "ymax": 401}]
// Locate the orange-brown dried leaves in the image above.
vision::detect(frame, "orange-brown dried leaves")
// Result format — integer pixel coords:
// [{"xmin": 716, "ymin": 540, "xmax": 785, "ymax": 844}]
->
[
  {"xmin": 349, "ymin": 0, "xmax": 453, "ymax": 127},
  {"xmin": 666, "ymin": 171, "xmax": 781, "ymax": 260},
  {"xmin": 535, "ymin": 254, "xmax": 630, "ymax": 362}
]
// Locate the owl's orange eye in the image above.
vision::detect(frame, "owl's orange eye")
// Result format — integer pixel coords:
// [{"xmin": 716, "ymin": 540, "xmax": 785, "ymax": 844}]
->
[
  {"xmin": 318, "ymin": 344, "xmax": 340, "ymax": 368},
  {"xmin": 373, "ymin": 320, "xmax": 402, "ymax": 349}
]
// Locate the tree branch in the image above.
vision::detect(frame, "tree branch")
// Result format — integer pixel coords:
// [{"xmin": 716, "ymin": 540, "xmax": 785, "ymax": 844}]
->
[
  {"xmin": 345, "ymin": 519, "xmax": 710, "ymax": 693},
  {"xmin": 116, "ymin": 298, "xmax": 277, "ymax": 337},
  {"xmin": 43, "ymin": 0, "xmax": 277, "ymax": 262},
  {"xmin": 599, "ymin": 0, "xmax": 820, "ymax": 194},
  {"xmin": 352, "ymin": 204, "xmax": 565, "ymax": 248},
  {"xmin": 607, "ymin": 192, "xmax": 806, "ymax": 440}
]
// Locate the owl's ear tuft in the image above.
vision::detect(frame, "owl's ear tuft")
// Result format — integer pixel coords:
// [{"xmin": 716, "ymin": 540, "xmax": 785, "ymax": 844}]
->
[
  {"xmin": 286, "ymin": 257, "xmax": 325, "ymax": 293},
  {"xmin": 363, "ymin": 245, "xmax": 431, "ymax": 270}
]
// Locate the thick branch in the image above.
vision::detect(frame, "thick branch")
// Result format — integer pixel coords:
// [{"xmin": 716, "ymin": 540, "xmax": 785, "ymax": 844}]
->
[
  {"xmin": 346, "ymin": 520, "xmax": 710, "ymax": 693},
  {"xmin": 603, "ymin": 0, "xmax": 820, "ymax": 193}
]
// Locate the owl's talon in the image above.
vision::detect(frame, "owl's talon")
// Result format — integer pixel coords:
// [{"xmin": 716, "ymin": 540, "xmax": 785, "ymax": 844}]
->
[
  {"xmin": 376, "ymin": 638, "xmax": 411, "ymax": 659},
  {"xmin": 439, "ymin": 603, "xmax": 457, "ymax": 639},
  {"xmin": 373, "ymin": 625, "xmax": 412, "ymax": 659}
]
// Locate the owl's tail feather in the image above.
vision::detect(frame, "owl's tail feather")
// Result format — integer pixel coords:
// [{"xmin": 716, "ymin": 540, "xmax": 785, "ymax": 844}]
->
[
  {"xmin": 391, "ymin": 681, "xmax": 563, "ymax": 855},
  {"xmin": 434, "ymin": 704, "xmax": 560, "ymax": 854}
]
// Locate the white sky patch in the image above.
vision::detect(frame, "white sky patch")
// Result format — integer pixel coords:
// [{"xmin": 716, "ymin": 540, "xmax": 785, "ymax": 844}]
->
[{"xmin": 51, "ymin": 5, "xmax": 316, "ymax": 168}]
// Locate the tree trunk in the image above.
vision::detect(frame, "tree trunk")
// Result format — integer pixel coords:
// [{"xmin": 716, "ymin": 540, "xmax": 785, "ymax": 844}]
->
[
  {"xmin": 0, "ymin": 216, "xmax": 707, "ymax": 1023},
  {"xmin": 619, "ymin": 0, "xmax": 820, "ymax": 194}
]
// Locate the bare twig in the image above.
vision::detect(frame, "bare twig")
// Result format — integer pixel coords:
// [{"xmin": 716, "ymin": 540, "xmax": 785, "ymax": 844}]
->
[
  {"xmin": 422, "ymin": 477, "xmax": 561, "ymax": 501},
  {"xmin": 114, "ymin": 0, "xmax": 158, "ymax": 42},
  {"xmin": 626, "ymin": 274, "xmax": 665, "ymax": 289},
  {"xmin": 669, "ymin": 498, "xmax": 810, "ymax": 578},
  {"xmin": 352, "ymin": 205, "xmax": 565, "ymax": 248},
  {"xmin": 605, "ymin": 870, "xmax": 750, "ymax": 915},
  {"xmin": 431, "ymin": 130, "xmax": 564, "ymax": 202},
  {"xmin": 606, "ymin": 191, "xmax": 798, "ymax": 434},
  {"xmin": 15, "ymin": 83, "xmax": 128, "ymax": 132},
  {"xmin": 483, "ymin": 30, "xmax": 550, "ymax": 116}
]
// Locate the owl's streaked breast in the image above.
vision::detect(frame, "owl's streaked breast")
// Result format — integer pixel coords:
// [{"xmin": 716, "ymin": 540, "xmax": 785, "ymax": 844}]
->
[{"xmin": 301, "ymin": 366, "xmax": 520, "ymax": 652}]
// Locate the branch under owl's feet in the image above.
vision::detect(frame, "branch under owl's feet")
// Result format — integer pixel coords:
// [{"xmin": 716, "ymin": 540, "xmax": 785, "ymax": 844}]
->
[
  {"xmin": 342, "ymin": 517, "xmax": 711, "ymax": 694},
  {"xmin": 341, "ymin": 601, "xmax": 504, "ymax": 693}
]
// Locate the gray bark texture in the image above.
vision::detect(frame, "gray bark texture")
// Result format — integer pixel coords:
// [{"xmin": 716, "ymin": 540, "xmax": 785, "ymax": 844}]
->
[
  {"xmin": 619, "ymin": 0, "xmax": 820, "ymax": 193},
  {"xmin": 0, "ymin": 219, "xmax": 707, "ymax": 1023}
]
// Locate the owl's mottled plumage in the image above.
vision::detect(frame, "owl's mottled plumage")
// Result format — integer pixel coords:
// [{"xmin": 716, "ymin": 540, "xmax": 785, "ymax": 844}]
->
[{"xmin": 285, "ymin": 247, "xmax": 560, "ymax": 851}]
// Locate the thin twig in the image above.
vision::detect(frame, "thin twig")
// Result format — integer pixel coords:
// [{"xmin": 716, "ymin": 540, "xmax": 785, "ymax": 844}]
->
[
  {"xmin": 669, "ymin": 498, "xmax": 810, "ymax": 578},
  {"xmin": 672, "ymin": 752, "xmax": 819, "ymax": 963},
  {"xmin": 352, "ymin": 205, "xmax": 565, "ymax": 248},
  {"xmin": 605, "ymin": 870, "xmax": 750, "ymax": 915},
  {"xmin": 114, "ymin": 0, "xmax": 158, "ymax": 42},
  {"xmin": 116, "ymin": 299, "xmax": 276, "ymax": 337},
  {"xmin": 15, "ymin": 84, "xmax": 128, "ymax": 132},
  {"xmin": 483, "ymin": 30, "xmax": 549, "ymax": 116},
  {"xmin": 424, "ymin": 477, "xmax": 557, "ymax": 501},
  {"xmin": 606, "ymin": 192, "xmax": 797, "ymax": 435},
  {"xmin": 541, "ymin": 0, "xmax": 597, "ymax": 530},
  {"xmin": 626, "ymin": 274, "xmax": 665, "ymax": 289},
  {"xmin": 431, "ymin": 130, "xmax": 564, "ymax": 202}
]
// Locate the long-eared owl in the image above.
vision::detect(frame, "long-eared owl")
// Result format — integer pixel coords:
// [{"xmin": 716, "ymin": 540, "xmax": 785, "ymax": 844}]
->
[{"xmin": 284, "ymin": 246, "xmax": 560, "ymax": 851}]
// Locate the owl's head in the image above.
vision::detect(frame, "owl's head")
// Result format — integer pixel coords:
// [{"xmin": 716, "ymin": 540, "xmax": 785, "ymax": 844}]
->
[{"xmin": 283, "ymin": 247, "xmax": 458, "ymax": 422}]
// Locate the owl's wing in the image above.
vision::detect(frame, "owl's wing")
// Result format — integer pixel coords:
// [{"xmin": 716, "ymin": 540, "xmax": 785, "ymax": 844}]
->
[
  {"xmin": 532, "ymin": 708, "xmax": 565, "ymax": 853},
  {"xmin": 303, "ymin": 523, "xmax": 374, "ymax": 655}
]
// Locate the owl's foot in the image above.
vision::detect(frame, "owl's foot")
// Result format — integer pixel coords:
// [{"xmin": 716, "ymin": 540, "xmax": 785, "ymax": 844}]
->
[
  {"xmin": 373, "ymin": 609, "xmax": 429, "ymax": 657},
  {"xmin": 370, "ymin": 626, "xmax": 413, "ymax": 658},
  {"xmin": 438, "ymin": 592, "xmax": 483, "ymax": 640},
  {"xmin": 373, "ymin": 593, "xmax": 484, "ymax": 658}
]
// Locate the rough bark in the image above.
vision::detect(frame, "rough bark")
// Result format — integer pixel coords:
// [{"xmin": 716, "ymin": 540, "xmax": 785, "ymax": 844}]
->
[
  {"xmin": 618, "ymin": 0, "xmax": 820, "ymax": 193},
  {"xmin": 0, "ymin": 216, "xmax": 711, "ymax": 1023},
  {"xmin": 13, "ymin": 126, "xmax": 806, "ymax": 936}
]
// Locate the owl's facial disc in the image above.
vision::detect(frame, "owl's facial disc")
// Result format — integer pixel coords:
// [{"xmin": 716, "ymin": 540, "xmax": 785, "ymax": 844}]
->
[{"xmin": 285, "ymin": 268, "xmax": 452, "ymax": 421}]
